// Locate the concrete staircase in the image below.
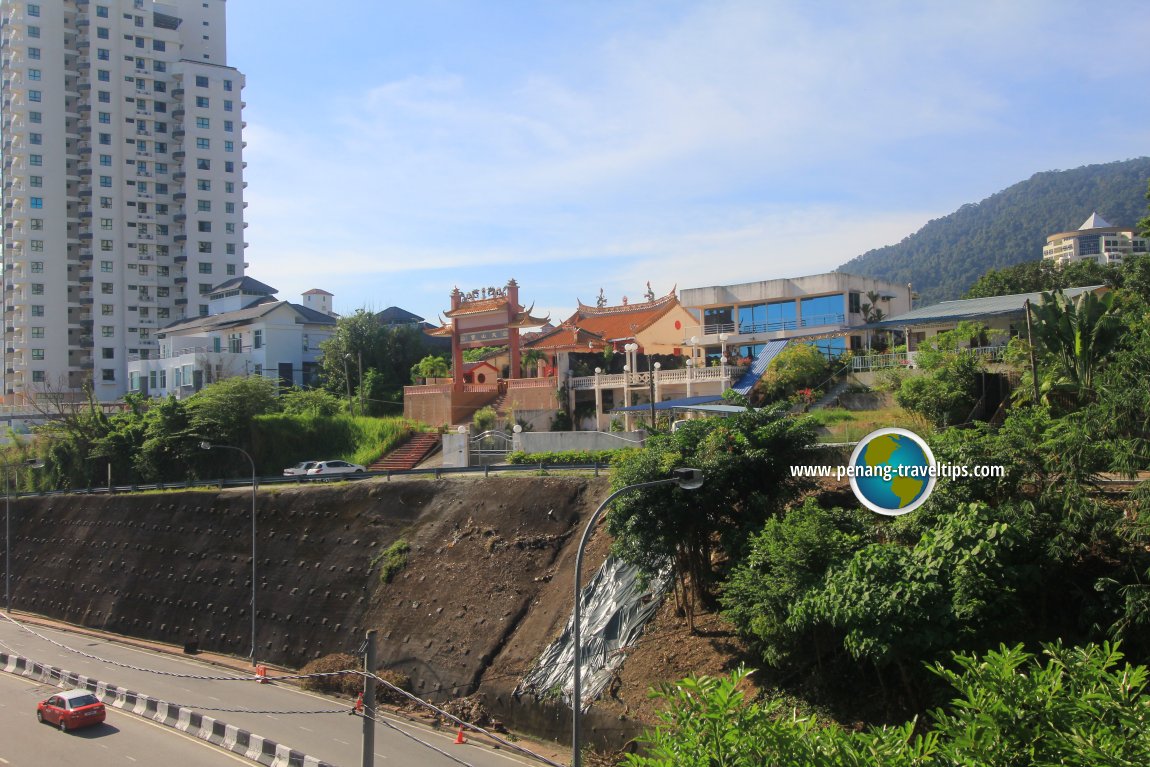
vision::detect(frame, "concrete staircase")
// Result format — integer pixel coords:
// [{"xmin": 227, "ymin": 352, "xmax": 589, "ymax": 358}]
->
[{"xmin": 368, "ymin": 432, "xmax": 441, "ymax": 472}]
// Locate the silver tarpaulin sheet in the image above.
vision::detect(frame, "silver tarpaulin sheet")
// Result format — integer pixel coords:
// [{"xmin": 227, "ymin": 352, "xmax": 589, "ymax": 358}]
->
[{"xmin": 516, "ymin": 554, "xmax": 670, "ymax": 711}]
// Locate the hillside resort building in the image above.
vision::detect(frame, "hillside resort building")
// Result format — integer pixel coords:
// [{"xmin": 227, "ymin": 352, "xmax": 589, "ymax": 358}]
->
[
  {"xmin": 1, "ymin": 0, "xmax": 247, "ymax": 402},
  {"xmin": 1043, "ymin": 213, "xmax": 1148, "ymax": 267}
]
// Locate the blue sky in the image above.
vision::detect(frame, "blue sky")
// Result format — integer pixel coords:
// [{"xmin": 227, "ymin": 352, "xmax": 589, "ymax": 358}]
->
[{"xmin": 226, "ymin": 1, "xmax": 1150, "ymax": 323}]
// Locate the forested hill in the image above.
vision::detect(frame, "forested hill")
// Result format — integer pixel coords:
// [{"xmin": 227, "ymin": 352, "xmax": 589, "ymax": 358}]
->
[{"xmin": 837, "ymin": 158, "xmax": 1150, "ymax": 305}]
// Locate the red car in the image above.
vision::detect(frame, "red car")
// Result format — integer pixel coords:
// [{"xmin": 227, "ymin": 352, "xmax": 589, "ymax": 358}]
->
[{"xmin": 36, "ymin": 689, "xmax": 106, "ymax": 731}]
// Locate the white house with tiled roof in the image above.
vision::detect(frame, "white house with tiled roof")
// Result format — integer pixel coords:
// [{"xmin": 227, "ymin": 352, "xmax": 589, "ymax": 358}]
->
[{"xmin": 126, "ymin": 280, "xmax": 337, "ymax": 398}]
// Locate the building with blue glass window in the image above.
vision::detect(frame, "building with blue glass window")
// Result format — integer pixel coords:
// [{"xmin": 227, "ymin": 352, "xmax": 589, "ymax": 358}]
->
[{"xmin": 679, "ymin": 272, "xmax": 914, "ymax": 362}]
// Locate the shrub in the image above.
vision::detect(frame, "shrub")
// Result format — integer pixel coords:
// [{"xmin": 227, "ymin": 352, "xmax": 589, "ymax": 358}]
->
[
  {"xmin": 375, "ymin": 539, "xmax": 410, "ymax": 584},
  {"xmin": 300, "ymin": 652, "xmax": 362, "ymax": 696},
  {"xmin": 505, "ymin": 449, "xmax": 629, "ymax": 465}
]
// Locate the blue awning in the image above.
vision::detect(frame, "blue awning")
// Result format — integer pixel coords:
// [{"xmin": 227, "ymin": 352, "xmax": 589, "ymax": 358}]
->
[{"xmin": 611, "ymin": 394, "xmax": 725, "ymax": 413}]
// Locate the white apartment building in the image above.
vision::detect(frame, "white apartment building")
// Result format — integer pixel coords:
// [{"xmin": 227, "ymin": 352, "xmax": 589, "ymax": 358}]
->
[
  {"xmin": 1043, "ymin": 213, "xmax": 1148, "ymax": 268},
  {"xmin": 1, "ymin": 0, "xmax": 247, "ymax": 402}
]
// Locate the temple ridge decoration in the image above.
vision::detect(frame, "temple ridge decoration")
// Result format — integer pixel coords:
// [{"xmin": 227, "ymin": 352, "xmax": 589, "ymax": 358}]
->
[{"xmin": 429, "ymin": 279, "xmax": 549, "ymax": 387}]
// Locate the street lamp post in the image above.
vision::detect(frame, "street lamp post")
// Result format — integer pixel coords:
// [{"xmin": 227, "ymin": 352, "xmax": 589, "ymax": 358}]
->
[
  {"xmin": 200, "ymin": 441, "xmax": 258, "ymax": 662},
  {"xmin": 4, "ymin": 458, "xmax": 44, "ymax": 615},
  {"xmin": 571, "ymin": 468, "xmax": 703, "ymax": 767}
]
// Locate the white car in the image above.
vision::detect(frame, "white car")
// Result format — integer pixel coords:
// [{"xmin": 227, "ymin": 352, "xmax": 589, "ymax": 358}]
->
[
  {"xmin": 306, "ymin": 460, "xmax": 367, "ymax": 476},
  {"xmin": 283, "ymin": 461, "xmax": 318, "ymax": 476}
]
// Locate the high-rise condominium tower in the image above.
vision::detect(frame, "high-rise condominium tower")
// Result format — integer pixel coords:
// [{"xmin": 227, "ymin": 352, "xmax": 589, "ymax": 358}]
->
[{"xmin": 1, "ymin": 0, "xmax": 246, "ymax": 402}]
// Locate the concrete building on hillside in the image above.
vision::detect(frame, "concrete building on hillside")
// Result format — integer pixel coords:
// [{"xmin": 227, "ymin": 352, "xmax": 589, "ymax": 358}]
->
[
  {"xmin": 678, "ymin": 272, "xmax": 914, "ymax": 361},
  {"xmin": 1043, "ymin": 213, "xmax": 1148, "ymax": 268},
  {"xmin": 126, "ymin": 278, "xmax": 336, "ymax": 397},
  {"xmin": 0, "ymin": 0, "xmax": 247, "ymax": 403}
]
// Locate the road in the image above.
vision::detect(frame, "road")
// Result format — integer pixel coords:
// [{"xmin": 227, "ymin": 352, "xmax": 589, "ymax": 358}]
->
[
  {"xmin": 0, "ymin": 671, "xmax": 250, "ymax": 766},
  {"xmin": 0, "ymin": 618, "xmax": 548, "ymax": 767}
]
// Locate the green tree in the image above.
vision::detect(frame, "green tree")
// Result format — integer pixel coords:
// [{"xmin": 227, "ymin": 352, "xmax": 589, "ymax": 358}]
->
[
  {"xmin": 410, "ymin": 354, "xmax": 450, "ymax": 383},
  {"xmin": 607, "ymin": 408, "xmax": 816, "ymax": 628},
  {"xmin": 319, "ymin": 310, "xmax": 431, "ymax": 407},
  {"xmin": 185, "ymin": 374, "xmax": 281, "ymax": 450},
  {"xmin": 754, "ymin": 343, "xmax": 831, "ymax": 403}
]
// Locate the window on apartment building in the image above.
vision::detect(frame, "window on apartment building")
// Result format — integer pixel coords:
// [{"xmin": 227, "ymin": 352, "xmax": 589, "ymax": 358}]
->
[
  {"xmin": 224, "ymin": 181, "xmax": 234, "ymax": 193},
  {"xmin": 98, "ymin": 69, "xmax": 110, "ymax": 82},
  {"xmin": 97, "ymin": 27, "xmax": 110, "ymax": 39},
  {"xmin": 31, "ymin": 284, "xmax": 43, "ymax": 295},
  {"xmin": 101, "ymin": 240, "xmax": 113, "ymax": 251},
  {"xmin": 226, "ymin": 264, "xmax": 236, "ymax": 275},
  {"xmin": 28, "ymin": 47, "xmax": 40, "ymax": 60},
  {"xmin": 224, "ymin": 120, "xmax": 233, "ymax": 132},
  {"xmin": 154, "ymin": 61, "xmax": 166, "ymax": 73},
  {"xmin": 30, "ymin": 328, "xmax": 44, "ymax": 339},
  {"xmin": 28, "ymin": 89, "xmax": 41, "ymax": 102},
  {"xmin": 196, "ymin": 138, "xmax": 210, "ymax": 150},
  {"xmin": 849, "ymin": 292, "xmax": 862, "ymax": 314},
  {"xmin": 29, "ymin": 154, "xmax": 42, "ymax": 166},
  {"xmin": 100, "ymin": 196, "xmax": 112, "ymax": 208},
  {"xmin": 30, "ymin": 175, "xmax": 42, "ymax": 187},
  {"xmin": 29, "ymin": 240, "xmax": 43, "ymax": 252},
  {"xmin": 31, "ymin": 371, "xmax": 46, "ymax": 383},
  {"xmin": 199, "ymin": 283, "xmax": 212, "ymax": 295},
  {"xmin": 154, "ymin": 122, "xmax": 166, "ymax": 133},
  {"xmin": 138, "ymin": 182, "xmax": 148, "ymax": 193},
  {"xmin": 98, "ymin": 49, "xmax": 110, "ymax": 61},
  {"xmin": 196, "ymin": 159, "xmax": 210, "ymax": 171},
  {"xmin": 27, "ymin": 26, "xmax": 40, "ymax": 38},
  {"xmin": 157, "ymin": 286, "xmax": 169, "ymax": 297},
  {"xmin": 100, "ymin": 260, "xmax": 113, "ymax": 272},
  {"xmin": 31, "ymin": 305, "xmax": 44, "ymax": 316},
  {"xmin": 99, "ymin": 112, "xmax": 111, "ymax": 123},
  {"xmin": 224, "ymin": 140, "xmax": 234, "ymax": 153},
  {"xmin": 99, "ymin": 154, "xmax": 112, "ymax": 166},
  {"xmin": 96, "ymin": 5, "xmax": 109, "ymax": 17},
  {"xmin": 198, "ymin": 221, "xmax": 211, "ymax": 232},
  {"xmin": 153, "ymin": 40, "xmax": 166, "ymax": 52},
  {"xmin": 27, "ymin": 4, "xmax": 40, "ymax": 17},
  {"xmin": 196, "ymin": 75, "xmax": 210, "ymax": 87},
  {"xmin": 101, "ymin": 283, "xmax": 114, "ymax": 294},
  {"xmin": 155, "ymin": 162, "xmax": 167, "ymax": 174},
  {"xmin": 226, "ymin": 244, "xmax": 236, "ymax": 255},
  {"xmin": 197, "ymin": 200, "xmax": 211, "ymax": 212},
  {"xmin": 198, "ymin": 261, "xmax": 212, "ymax": 272},
  {"xmin": 102, "ymin": 369, "xmax": 116, "ymax": 382},
  {"xmin": 27, "ymin": 68, "xmax": 41, "ymax": 81},
  {"xmin": 102, "ymin": 348, "xmax": 115, "ymax": 360},
  {"xmin": 30, "ymin": 197, "xmax": 43, "ymax": 208},
  {"xmin": 224, "ymin": 79, "xmax": 233, "ymax": 91},
  {"xmin": 225, "ymin": 223, "xmax": 235, "ymax": 234},
  {"xmin": 31, "ymin": 350, "xmax": 45, "ymax": 361},
  {"xmin": 224, "ymin": 100, "xmax": 233, "ymax": 112},
  {"xmin": 156, "ymin": 224, "xmax": 168, "ymax": 235},
  {"xmin": 199, "ymin": 305, "xmax": 209, "ymax": 317},
  {"xmin": 30, "ymin": 218, "xmax": 43, "ymax": 230},
  {"xmin": 102, "ymin": 304, "xmax": 114, "ymax": 316},
  {"xmin": 155, "ymin": 183, "xmax": 168, "ymax": 194},
  {"xmin": 253, "ymin": 330, "xmax": 263, "ymax": 349},
  {"xmin": 224, "ymin": 161, "xmax": 234, "ymax": 173},
  {"xmin": 101, "ymin": 326, "xmax": 114, "ymax": 337},
  {"xmin": 100, "ymin": 217, "xmax": 112, "ymax": 229},
  {"xmin": 29, "ymin": 132, "xmax": 42, "ymax": 144},
  {"xmin": 197, "ymin": 179, "xmax": 211, "ymax": 191},
  {"xmin": 225, "ymin": 202, "xmax": 235, "ymax": 214},
  {"xmin": 99, "ymin": 175, "xmax": 112, "ymax": 188},
  {"xmin": 196, "ymin": 118, "xmax": 210, "ymax": 129},
  {"xmin": 99, "ymin": 133, "xmax": 111, "ymax": 145},
  {"xmin": 198, "ymin": 242, "xmax": 212, "ymax": 253},
  {"xmin": 29, "ymin": 110, "xmax": 41, "ymax": 123},
  {"xmin": 158, "ymin": 308, "xmax": 169, "ymax": 319}
]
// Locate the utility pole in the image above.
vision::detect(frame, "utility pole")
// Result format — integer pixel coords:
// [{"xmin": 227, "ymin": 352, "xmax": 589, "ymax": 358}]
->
[
  {"xmin": 1024, "ymin": 299, "xmax": 1040, "ymax": 404},
  {"xmin": 361, "ymin": 629, "xmax": 377, "ymax": 767}
]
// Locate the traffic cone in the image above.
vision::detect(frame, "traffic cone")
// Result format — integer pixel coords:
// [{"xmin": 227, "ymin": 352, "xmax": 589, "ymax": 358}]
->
[
  {"xmin": 454, "ymin": 726, "xmax": 466, "ymax": 745},
  {"xmin": 255, "ymin": 665, "xmax": 269, "ymax": 684}
]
